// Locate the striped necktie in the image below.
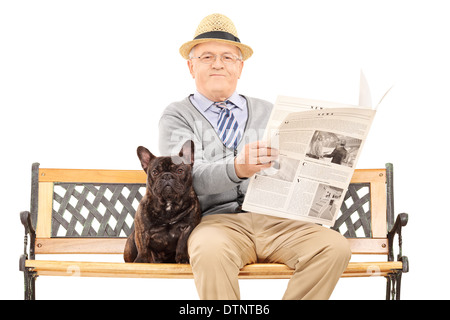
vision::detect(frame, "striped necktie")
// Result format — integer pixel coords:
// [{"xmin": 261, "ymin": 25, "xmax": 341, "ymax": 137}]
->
[{"xmin": 215, "ymin": 101, "xmax": 241, "ymax": 149}]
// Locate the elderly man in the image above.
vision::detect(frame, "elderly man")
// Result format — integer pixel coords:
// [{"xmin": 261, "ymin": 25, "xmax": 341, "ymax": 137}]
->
[{"xmin": 158, "ymin": 13, "xmax": 351, "ymax": 300}]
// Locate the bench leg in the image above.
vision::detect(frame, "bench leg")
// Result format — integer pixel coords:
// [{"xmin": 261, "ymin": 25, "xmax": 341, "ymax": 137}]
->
[
  {"xmin": 24, "ymin": 268, "xmax": 37, "ymax": 300},
  {"xmin": 385, "ymin": 271, "xmax": 402, "ymax": 300}
]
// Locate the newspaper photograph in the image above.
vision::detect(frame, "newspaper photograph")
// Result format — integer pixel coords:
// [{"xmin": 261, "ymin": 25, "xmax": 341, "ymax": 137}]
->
[{"xmin": 242, "ymin": 95, "xmax": 376, "ymax": 226}]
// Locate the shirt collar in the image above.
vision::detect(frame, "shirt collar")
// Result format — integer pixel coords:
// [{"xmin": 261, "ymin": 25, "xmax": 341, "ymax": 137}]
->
[{"xmin": 193, "ymin": 90, "xmax": 245, "ymax": 112}]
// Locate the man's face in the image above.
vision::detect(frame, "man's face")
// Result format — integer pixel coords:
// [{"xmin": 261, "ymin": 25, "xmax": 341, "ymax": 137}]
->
[{"xmin": 188, "ymin": 41, "xmax": 244, "ymax": 102}]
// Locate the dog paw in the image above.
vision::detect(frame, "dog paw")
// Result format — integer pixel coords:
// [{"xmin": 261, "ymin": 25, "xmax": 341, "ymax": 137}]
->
[
  {"xmin": 177, "ymin": 259, "xmax": 190, "ymax": 264},
  {"xmin": 175, "ymin": 254, "xmax": 190, "ymax": 264}
]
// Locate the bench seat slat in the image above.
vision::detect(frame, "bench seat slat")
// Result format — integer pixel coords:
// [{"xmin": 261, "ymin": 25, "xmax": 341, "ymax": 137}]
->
[
  {"xmin": 26, "ymin": 260, "xmax": 402, "ymax": 279},
  {"xmin": 34, "ymin": 237, "xmax": 389, "ymax": 255}
]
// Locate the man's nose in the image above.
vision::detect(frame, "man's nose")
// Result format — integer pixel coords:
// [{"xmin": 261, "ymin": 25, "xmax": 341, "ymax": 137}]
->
[{"xmin": 211, "ymin": 56, "xmax": 225, "ymax": 68}]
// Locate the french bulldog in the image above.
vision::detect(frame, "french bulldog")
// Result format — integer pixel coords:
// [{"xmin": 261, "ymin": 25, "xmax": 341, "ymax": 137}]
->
[{"xmin": 123, "ymin": 140, "xmax": 201, "ymax": 264}]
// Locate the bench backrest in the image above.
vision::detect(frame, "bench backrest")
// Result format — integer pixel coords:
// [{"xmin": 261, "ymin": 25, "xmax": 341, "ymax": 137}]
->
[{"xmin": 28, "ymin": 163, "xmax": 394, "ymax": 256}]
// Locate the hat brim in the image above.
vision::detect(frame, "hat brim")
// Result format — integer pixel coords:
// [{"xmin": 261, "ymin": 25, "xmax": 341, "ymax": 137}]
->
[{"xmin": 179, "ymin": 38, "xmax": 253, "ymax": 61}]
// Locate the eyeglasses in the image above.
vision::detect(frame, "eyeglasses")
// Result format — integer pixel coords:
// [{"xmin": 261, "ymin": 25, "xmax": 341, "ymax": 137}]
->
[{"xmin": 190, "ymin": 53, "xmax": 242, "ymax": 65}]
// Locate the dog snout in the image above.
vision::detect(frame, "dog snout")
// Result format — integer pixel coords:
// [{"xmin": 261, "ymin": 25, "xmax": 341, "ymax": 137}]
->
[{"xmin": 161, "ymin": 173, "xmax": 173, "ymax": 181}]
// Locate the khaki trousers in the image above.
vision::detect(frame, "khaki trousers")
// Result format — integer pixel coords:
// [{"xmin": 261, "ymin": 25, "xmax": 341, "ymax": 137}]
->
[{"xmin": 188, "ymin": 212, "xmax": 351, "ymax": 300}]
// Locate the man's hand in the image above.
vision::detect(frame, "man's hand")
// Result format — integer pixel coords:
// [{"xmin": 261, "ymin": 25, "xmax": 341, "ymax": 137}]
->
[{"xmin": 234, "ymin": 140, "xmax": 279, "ymax": 178}]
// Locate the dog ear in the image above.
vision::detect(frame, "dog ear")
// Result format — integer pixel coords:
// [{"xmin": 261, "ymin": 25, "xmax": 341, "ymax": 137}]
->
[
  {"xmin": 137, "ymin": 146, "xmax": 155, "ymax": 172},
  {"xmin": 179, "ymin": 140, "xmax": 194, "ymax": 165}
]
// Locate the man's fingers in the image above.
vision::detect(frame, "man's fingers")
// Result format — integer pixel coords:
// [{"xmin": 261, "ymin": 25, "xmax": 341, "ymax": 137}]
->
[
  {"xmin": 254, "ymin": 155, "xmax": 278, "ymax": 164},
  {"xmin": 236, "ymin": 141, "xmax": 279, "ymax": 166},
  {"xmin": 248, "ymin": 140, "xmax": 268, "ymax": 149},
  {"xmin": 261, "ymin": 147, "xmax": 279, "ymax": 157},
  {"xmin": 248, "ymin": 146, "xmax": 279, "ymax": 158},
  {"xmin": 248, "ymin": 147, "xmax": 279, "ymax": 164},
  {"xmin": 256, "ymin": 161, "xmax": 274, "ymax": 170}
]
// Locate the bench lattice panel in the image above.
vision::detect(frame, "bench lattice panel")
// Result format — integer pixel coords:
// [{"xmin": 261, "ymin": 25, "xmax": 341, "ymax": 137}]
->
[
  {"xmin": 52, "ymin": 183, "xmax": 146, "ymax": 237},
  {"xmin": 51, "ymin": 182, "xmax": 372, "ymax": 238},
  {"xmin": 332, "ymin": 183, "xmax": 371, "ymax": 238}
]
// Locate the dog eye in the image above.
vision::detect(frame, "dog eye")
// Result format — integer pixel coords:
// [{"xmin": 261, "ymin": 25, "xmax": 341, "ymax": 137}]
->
[
  {"xmin": 176, "ymin": 168, "xmax": 184, "ymax": 174},
  {"xmin": 151, "ymin": 169, "xmax": 159, "ymax": 176}
]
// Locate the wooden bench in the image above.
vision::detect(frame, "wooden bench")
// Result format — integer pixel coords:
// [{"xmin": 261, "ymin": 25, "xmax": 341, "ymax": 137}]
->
[{"xmin": 19, "ymin": 162, "xmax": 408, "ymax": 300}]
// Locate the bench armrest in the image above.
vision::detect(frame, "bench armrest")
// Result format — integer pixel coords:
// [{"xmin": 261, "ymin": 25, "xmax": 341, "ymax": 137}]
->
[
  {"xmin": 21, "ymin": 211, "xmax": 35, "ymax": 236},
  {"xmin": 387, "ymin": 212, "xmax": 409, "ymax": 272},
  {"xmin": 20, "ymin": 211, "xmax": 36, "ymax": 271}
]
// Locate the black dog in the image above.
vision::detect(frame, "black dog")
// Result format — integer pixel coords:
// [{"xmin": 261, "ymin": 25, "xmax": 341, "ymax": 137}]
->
[{"xmin": 124, "ymin": 140, "xmax": 201, "ymax": 263}]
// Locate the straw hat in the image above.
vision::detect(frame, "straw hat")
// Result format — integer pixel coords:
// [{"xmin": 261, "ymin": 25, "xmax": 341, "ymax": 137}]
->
[{"xmin": 179, "ymin": 13, "xmax": 253, "ymax": 61}]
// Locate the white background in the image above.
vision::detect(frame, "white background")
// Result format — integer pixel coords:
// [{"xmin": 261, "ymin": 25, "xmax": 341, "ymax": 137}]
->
[{"xmin": 1, "ymin": 0, "xmax": 449, "ymax": 300}]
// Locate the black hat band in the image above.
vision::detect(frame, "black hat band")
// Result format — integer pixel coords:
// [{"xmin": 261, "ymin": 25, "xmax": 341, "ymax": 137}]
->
[{"xmin": 194, "ymin": 31, "xmax": 241, "ymax": 43}]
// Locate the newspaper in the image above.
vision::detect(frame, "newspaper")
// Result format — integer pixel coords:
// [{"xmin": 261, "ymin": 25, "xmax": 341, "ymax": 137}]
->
[{"xmin": 242, "ymin": 85, "xmax": 379, "ymax": 226}]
